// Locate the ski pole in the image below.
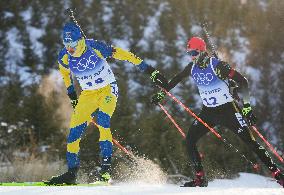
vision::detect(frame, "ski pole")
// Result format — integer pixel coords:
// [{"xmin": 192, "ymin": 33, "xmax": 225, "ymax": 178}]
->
[
  {"xmin": 202, "ymin": 22, "xmax": 218, "ymax": 59},
  {"xmin": 161, "ymin": 89, "xmax": 258, "ymax": 169},
  {"xmin": 65, "ymin": 8, "xmax": 87, "ymax": 39},
  {"xmin": 251, "ymin": 126, "xmax": 284, "ymax": 163},
  {"xmin": 158, "ymin": 103, "xmax": 186, "ymax": 138},
  {"xmin": 162, "ymin": 89, "xmax": 221, "ymax": 138},
  {"xmin": 112, "ymin": 138, "xmax": 134, "ymax": 158},
  {"xmin": 90, "ymin": 120, "xmax": 134, "ymax": 158}
]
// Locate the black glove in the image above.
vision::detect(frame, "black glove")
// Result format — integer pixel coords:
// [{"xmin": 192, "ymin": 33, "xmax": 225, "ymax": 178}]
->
[
  {"xmin": 144, "ymin": 65, "xmax": 169, "ymax": 89},
  {"xmin": 241, "ymin": 103, "xmax": 257, "ymax": 126},
  {"xmin": 150, "ymin": 70, "xmax": 169, "ymax": 89},
  {"xmin": 151, "ymin": 91, "xmax": 166, "ymax": 105},
  {"xmin": 68, "ymin": 91, "xmax": 78, "ymax": 109}
]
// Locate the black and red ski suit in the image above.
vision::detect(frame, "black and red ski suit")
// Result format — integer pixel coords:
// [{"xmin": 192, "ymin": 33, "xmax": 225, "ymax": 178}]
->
[{"xmin": 166, "ymin": 57, "xmax": 280, "ymax": 177}]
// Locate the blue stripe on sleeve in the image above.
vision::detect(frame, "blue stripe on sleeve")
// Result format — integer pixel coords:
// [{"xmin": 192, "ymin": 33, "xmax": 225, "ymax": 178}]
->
[
  {"xmin": 58, "ymin": 48, "xmax": 69, "ymax": 67},
  {"xmin": 137, "ymin": 61, "xmax": 149, "ymax": 71},
  {"xmin": 86, "ymin": 39, "xmax": 113, "ymax": 58}
]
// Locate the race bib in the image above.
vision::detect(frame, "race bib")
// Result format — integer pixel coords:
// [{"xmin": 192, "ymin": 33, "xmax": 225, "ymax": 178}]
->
[
  {"xmin": 191, "ymin": 59, "xmax": 234, "ymax": 107},
  {"xmin": 69, "ymin": 48, "xmax": 116, "ymax": 90}
]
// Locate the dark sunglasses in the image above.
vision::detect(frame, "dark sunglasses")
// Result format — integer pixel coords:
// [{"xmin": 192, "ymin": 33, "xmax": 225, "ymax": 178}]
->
[{"xmin": 187, "ymin": 50, "xmax": 199, "ymax": 57}]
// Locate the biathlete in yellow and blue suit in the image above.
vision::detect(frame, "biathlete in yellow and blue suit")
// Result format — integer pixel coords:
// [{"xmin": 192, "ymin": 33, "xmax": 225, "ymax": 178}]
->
[{"xmin": 46, "ymin": 22, "xmax": 169, "ymax": 185}]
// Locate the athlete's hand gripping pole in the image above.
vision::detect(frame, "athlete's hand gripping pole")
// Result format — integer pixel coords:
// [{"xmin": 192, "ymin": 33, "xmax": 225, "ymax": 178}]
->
[
  {"xmin": 241, "ymin": 103, "xmax": 257, "ymax": 126},
  {"xmin": 151, "ymin": 91, "xmax": 166, "ymax": 105}
]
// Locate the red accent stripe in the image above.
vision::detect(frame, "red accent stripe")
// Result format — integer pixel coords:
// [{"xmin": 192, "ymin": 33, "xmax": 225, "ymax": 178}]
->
[
  {"xmin": 228, "ymin": 68, "xmax": 235, "ymax": 78},
  {"xmin": 272, "ymin": 169, "xmax": 280, "ymax": 177}
]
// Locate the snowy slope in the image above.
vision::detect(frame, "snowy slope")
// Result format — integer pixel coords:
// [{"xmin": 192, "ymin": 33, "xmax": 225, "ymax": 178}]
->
[{"xmin": 0, "ymin": 173, "xmax": 283, "ymax": 195}]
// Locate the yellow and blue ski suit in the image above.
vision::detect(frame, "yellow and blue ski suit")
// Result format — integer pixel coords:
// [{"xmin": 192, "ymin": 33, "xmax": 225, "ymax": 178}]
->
[{"xmin": 58, "ymin": 38, "xmax": 148, "ymax": 168}]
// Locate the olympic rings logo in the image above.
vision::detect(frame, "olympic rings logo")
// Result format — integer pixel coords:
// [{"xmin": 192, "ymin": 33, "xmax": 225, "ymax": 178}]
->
[
  {"xmin": 73, "ymin": 54, "xmax": 98, "ymax": 72},
  {"xmin": 193, "ymin": 72, "xmax": 214, "ymax": 85}
]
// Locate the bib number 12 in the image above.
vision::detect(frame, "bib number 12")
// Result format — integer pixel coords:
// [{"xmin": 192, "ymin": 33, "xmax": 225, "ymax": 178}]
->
[{"xmin": 203, "ymin": 97, "xmax": 218, "ymax": 106}]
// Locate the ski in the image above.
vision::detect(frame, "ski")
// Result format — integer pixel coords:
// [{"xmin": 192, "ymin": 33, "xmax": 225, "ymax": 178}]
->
[{"xmin": 0, "ymin": 181, "xmax": 110, "ymax": 186}]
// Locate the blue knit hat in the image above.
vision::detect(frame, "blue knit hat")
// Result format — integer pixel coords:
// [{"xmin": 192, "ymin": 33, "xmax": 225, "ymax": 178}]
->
[{"xmin": 62, "ymin": 22, "xmax": 82, "ymax": 43}]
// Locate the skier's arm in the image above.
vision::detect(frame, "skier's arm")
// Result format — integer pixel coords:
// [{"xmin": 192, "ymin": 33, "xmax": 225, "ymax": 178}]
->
[
  {"xmin": 215, "ymin": 61, "xmax": 250, "ymax": 104},
  {"xmin": 111, "ymin": 46, "xmax": 169, "ymax": 89},
  {"xmin": 215, "ymin": 61, "xmax": 257, "ymax": 125},
  {"xmin": 89, "ymin": 40, "xmax": 144, "ymax": 68},
  {"xmin": 167, "ymin": 62, "xmax": 193, "ymax": 91},
  {"xmin": 112, "ymin": 47, "xmax": 143, "ymax": 67},
  {"xmin": 90, "ymin": 39, "xmax": 168, "ymax": 88},
  {"xmin": 151, "ymin": 62, "xmax": 192, "ymax": 104},
  {"xmin": 58, "ymin": 50, "xmax": 78, "ymax": 108}
]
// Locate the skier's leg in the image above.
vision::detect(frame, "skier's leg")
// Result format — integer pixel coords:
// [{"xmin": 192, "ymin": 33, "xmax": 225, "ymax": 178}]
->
[
  {"xmin": 184, "ymin": 108, "xmax": 215, "ymax": 187},
  {"xmin": 186, "ymin": 120, "xmax": 210, "ymax": 173},
  {"xmin": 66, "ymin": 114, "xmax": 88, "ymax": 170},
  {"xmin": 95, "ymin": 82, "xmax": 118, "ymax": 181},
  {"xmin": 66, "ymin": 91, "xmax": 101, "ymax": 170},
  {"xmin": 222, "ymin": 102, "xmax": 284, "ymax": 187},
  {"xmin": 47, "ymin": 91, "xmax": 99, "ymax": 185}
]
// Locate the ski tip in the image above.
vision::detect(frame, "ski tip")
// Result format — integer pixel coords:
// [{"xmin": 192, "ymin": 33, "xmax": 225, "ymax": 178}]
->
[
  {"xmin": 0, "ymin": 181, "xmax": 110, "ymax": 186},
  {"xmin": 0, "ymin": 182, "xmax": 46, "ymax": 186}
]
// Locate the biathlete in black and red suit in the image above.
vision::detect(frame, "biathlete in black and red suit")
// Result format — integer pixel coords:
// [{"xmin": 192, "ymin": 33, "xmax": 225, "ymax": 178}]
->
[{"xmin": 152, "ymin": 37, "xmax": 284, "ymax": 187}]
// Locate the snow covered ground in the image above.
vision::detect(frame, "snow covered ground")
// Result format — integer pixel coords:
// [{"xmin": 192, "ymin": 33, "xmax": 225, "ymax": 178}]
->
[{"xmin": 0, "ymin": 173, "xmax": 283, "ymax": 195}]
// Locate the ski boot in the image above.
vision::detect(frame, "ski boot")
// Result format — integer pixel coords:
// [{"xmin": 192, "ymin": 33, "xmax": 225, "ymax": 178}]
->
[
  {"xmin": 273, "ymin": 169, "xmax": 284, "ymax": 187},
  {"xmin": 45, "ymin": 167, "xmax": 78, "ymax": 185},
  {"xmin": 182, "ymin": 171, "xmax": 208, "ymax": 187},
  {"xmin": 99, "ymin": 171, "xmax": 111, "ymax": 182},
  {"xmin": 98, "ymin": 157, "xmax": 111, "ymax": 183}
]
